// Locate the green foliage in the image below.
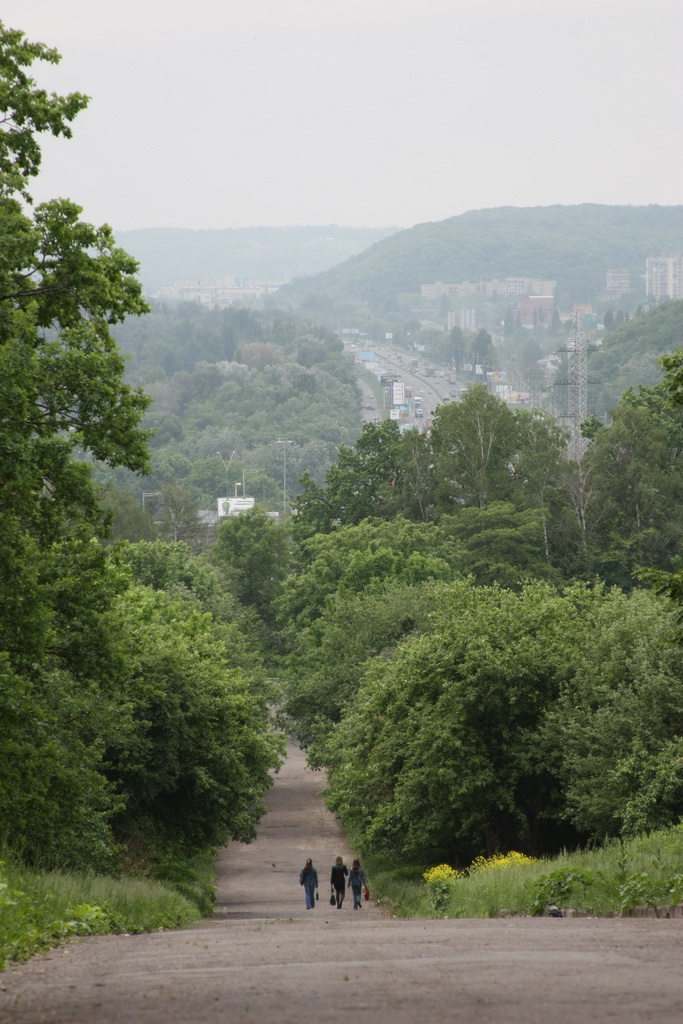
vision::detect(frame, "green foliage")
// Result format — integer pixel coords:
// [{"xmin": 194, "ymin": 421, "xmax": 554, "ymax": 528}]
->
[
  {"xmin": 547, "ymin": 588, "xmax": 683, "ymax": 839},
  {"xmin": 297, "ymin": 578, "xmax": 683, "ymax": 864},
  {"xmin": 322, "ymin": 580, "xmax": 586, "ymax": 862},
  {"xmin": 210, "ymin": 508, "xmax": 291, "ymax": 633},
  {"xmin": 104, "ymin": 584, "xmax": 284, "ymax": 853},
  {"xmin": 610, "ymin": 739, "xmax": 683, "ymax": 837},
  {"xmin": 0, "ymin": 22, "xmax": 88, "ymax": 196},
  {"xmin": 589, "ymin": 302, "xmax": 683, "ymax": 415},
  {"xmin": 361, "ymin": 827, "xmax": 683, "ymax": 919},
  {"xmin": 282, "ymin": 578, "xmax": 442, "ymax": 747},
  {"xmin": 293, "ymin": 420, "xmax": 408, "ymax": 536},
  {"xmin": 0, "ymin": 656, "xmax": 123, "ymax": 871},
  {"xmin": 440, "ymin": 503, "xmax": 561, "ymax": 587},
  {"xmin": 530, "ymin": 869, "xmax": 596, "ymax": 915},
  {"xmin": 0, "ymin": 854, "xmax": 200, "ymax": 969},
  {"xmin": 277, "ymin": 517, "xmax": 457, "ymax": 638}
]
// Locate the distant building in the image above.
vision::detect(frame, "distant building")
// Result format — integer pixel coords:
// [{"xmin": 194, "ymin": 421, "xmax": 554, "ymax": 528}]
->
[
  {"xmin": 605, "ymin": 267, "xmax": 631, "ymax": 296},
  {"xmin": 504, "ymin": 277, "xmax": 556, "ymax": 297},
  {"xmin": 422, "ymin": 277, "xmax": 555, "ymax": 301},
  {"xmin": 645, "ymin": 253, "xmax": 683, "ymax": 301},
  {"xmin": 516, "ymin": 295, "xmax": 554, "ymax": 328},
  {"xmin": 448, "ymin": 308, "xmax": 477, "ymax": 330},
  {"xmin": 155, "ymin": 277, "xmax": 284, "ymax": 307}
]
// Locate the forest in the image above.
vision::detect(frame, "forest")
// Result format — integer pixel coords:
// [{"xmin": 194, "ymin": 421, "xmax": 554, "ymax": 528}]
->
[{"xmin": 2, "ymin": 20, "xmax": 683, "ymax": 915}]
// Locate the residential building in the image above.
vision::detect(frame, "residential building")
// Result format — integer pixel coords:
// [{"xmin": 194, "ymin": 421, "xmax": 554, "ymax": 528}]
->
[
  {"xmin": 516, "ymin": 295, "xmax": 554, "ymax": 328},
  {"xmin": 605, "ymin": 268, "xmax": 631, "ymax": 296},
  {"xmin": 645, "ymin": 253, "xmax": 683, "ymax": 302}
]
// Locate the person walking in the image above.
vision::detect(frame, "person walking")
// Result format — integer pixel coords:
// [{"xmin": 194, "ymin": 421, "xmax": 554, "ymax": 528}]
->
[
  {"xmin": 330, "ymin": 855, "xmax": 348, "ymax": 909},
  {"xmin": 299, "ymin": 858, "xmax": 318, "ymax": 909},
  {"xmin": 347, "ymin": 858, "xmax": 368, "ymax": 909}
]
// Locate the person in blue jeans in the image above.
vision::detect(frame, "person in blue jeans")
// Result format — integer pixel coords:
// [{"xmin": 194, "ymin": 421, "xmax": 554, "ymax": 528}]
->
[
  {"xmin": 299, "ymin": 858, "xmax": 318, "ymax": 909},
  {"xmin": 347, "ymin": 859, "xmax": 368, "ymax": 909}
]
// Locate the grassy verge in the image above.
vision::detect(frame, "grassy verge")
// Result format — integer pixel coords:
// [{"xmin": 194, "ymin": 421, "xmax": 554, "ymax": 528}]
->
[
  {"xmin": 363, "ymin": 824, "xmax": 683, "ymax": 919},
  {"xmin": 0, "ymin": 852, "xmax": 209, "ymax": 970}
]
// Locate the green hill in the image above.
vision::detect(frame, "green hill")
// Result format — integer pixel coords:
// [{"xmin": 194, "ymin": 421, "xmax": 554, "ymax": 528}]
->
[
  {"xmin": 276, "ymin": 205, "xmax": 683, "ymax": 314},
  {"xmin": 589, "ymin": 299, "xmax": 683, "ymax": 415}
]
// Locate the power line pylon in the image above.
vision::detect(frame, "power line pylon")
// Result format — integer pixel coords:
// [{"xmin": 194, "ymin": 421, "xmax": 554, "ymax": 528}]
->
[{"xmin": 557, "ymin": 312, "xmax": 593, "ymax": 462}]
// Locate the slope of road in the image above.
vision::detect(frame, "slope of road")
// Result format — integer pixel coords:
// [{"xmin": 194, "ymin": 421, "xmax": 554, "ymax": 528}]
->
[
  {"xmin": 2, "ymin": 743, "xmax": 683, "ymax": 1024},
  {"xmin": 205, "ymin": 740, "xmax": 381, "ymax": 922}
]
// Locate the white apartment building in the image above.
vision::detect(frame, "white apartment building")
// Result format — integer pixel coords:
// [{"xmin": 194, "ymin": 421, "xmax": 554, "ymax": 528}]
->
[{"xmin": 645, "ymin": 253, "xmax": 683, "ymax": 302}]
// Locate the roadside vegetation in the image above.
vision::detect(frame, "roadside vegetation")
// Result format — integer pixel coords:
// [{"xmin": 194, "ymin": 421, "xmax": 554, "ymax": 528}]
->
[
  {"xmin": 0, "ymin": 854, "xmax": 206, "ymax": 969},
  {"xmin": 365, "ymin": 826, "xmax": 683, "ymax": 920}
]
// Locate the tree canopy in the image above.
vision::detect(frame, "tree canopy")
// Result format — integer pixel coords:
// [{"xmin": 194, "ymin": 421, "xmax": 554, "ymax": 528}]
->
[{"xmin": 0, "ymin": 23, "xmax": 283, "ymax": 871}]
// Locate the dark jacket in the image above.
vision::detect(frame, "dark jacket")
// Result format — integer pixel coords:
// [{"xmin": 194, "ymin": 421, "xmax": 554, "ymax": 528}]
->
[{"xmin": 331, "ymin": 863, "xmax": 348, "ymax": 890}]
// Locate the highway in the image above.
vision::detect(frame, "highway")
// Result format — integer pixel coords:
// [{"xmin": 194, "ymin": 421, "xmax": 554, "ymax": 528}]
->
[{"xmin": 363, "ymin": 345, "xmax": 456, "ymax": 425}]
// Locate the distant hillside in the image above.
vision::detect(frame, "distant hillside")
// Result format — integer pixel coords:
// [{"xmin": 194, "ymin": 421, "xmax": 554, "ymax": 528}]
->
[
  {"xmin": 276, "ymin": 205, "xmax": 683, "ymax": 314},
  {"xmin": 114, "ymin": 225, "xmax": 400, "ymax": 294},
  {"xmin": 588, "ymin": 299, "xmax": 683, "ymax": 416}
]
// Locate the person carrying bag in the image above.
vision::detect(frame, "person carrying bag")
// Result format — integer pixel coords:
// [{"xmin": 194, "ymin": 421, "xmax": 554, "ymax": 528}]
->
[
  {"xmin": 330, "ymin": 855, "xmax": 348, "ymax": 909},
  {"xmin": 347, "ymin": 858, "xmax": 369, "ymax": 910}
]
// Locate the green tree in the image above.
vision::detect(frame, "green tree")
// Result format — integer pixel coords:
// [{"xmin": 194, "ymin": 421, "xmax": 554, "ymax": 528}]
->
[
  {"xmin": 98, "ymin": 484, "xmax": 158, "ymax": 544},
  {"xmin": 276, "ymin": 517, "xmax": 458, "ymax": 640},
  {"xmin": 293, "ymin": 420, "xmax": 405, "ymax": 536},
  {"xmin": 104, "ymin": 585, "xmax": 284, "ymax": 854},
  {"xmin": 157, "ymin": 483, "xmax": 203, "ymax": 547},
  {"xmin": 211, "ymin": 508, "xmax": 290, "ymax": 628},
  {"xmin": 546, "ymin": 588, "xmax": 683, "ymax": 839},
  {"xmin": 0, "ymin": 23, "xmax": 151, "ymax": 867},
  {"xmin": 283, "ymin": 579, "xmax": 444, "ymax": 747},
  {"xmin": 513, "ymin": 410, "xmax": 569, "ymax": 561},
  {"xmin": 440, "ymin": 502, "xmax": 561, "ymax": 587},
  {"xmin": 323, "ymin": 580, "xmax": 586, "ymax": 862},
  {"xmin": 432, "ymin": 385, "xmax": 518, "ymax": 508},
  {"xmin": 0, "ymin": 22, "xmax": 151, "ymax": 558},
  {"xmin": 583, "ymin": 393, "xmax": 683, "ymax": 586}
]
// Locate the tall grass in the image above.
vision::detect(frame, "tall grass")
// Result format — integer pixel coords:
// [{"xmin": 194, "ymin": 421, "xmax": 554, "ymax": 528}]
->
[
  {"xmin": 0, "ymin": 853, "xmax": 203, "ymax": 970},
  {"xmin": 364, "ymin": 824, "xmax": 683, "ymax": 919}
]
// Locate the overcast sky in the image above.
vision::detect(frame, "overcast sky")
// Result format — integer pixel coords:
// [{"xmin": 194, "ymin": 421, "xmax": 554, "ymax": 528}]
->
[{"xmin": 4, "ymin": 0, "xmax": 682, "ymax": 232}]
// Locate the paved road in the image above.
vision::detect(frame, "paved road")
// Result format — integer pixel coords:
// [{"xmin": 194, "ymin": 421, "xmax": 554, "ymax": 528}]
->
[{"xmin": 2, "ymin": 744, "xmax": 683, "ymax": 1023}]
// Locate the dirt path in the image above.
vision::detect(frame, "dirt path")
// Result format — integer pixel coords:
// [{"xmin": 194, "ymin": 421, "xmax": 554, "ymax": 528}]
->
[{"xmin": 2, "ymin": 743, "xmax": 683, "ymax": 1023}]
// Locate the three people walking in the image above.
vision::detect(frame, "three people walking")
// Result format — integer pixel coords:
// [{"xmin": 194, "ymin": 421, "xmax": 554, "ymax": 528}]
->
[{"xmin": 299, "ymin": 855, "xmax": 368, "ymax": 911}]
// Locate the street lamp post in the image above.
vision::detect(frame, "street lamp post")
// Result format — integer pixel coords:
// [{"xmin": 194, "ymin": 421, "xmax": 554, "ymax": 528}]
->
[
  {"xmin": 216, "ymin": 451, "xmax": 236, "ymax": 498},
  {"xmin": 277, "ymin": 438, "xmax": 293, "ymax": 516}
]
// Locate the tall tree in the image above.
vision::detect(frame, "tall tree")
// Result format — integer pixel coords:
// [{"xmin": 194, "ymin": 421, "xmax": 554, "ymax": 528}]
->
[
  {"xmin": 0, "ymin": 23, "xmax": 151, "ymax": 865},
  {"xmin": 0, "ymin": 22, "xmax": 151, "ymax": 561},
  {"xmin": 431, "ymin": 385, "xmax": 518, "ymax": 508},
  {"xmin": 293, "ymin": 420, "xmax": 406, "ymax": 536}
]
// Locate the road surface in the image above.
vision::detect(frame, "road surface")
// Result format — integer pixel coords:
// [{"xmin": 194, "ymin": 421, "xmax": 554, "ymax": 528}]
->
[{"xmin": 2, "ymin": 742, "xmax": 683, "ymax": 1023}]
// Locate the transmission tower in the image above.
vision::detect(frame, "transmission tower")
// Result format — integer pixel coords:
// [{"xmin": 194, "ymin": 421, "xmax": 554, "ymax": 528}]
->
[{"xmin": 557, "ymin": 312, "xmax": 591, "ymax": 462}]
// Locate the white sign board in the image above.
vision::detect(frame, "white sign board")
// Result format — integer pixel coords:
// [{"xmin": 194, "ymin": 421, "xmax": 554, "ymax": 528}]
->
[
  {"xmin": 217, "ymin": 496, "xmax": 256, "ymax": 518},
  {"xmin": 392, "ymin": 381, "xmax": 405, "ymax": 405}
]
